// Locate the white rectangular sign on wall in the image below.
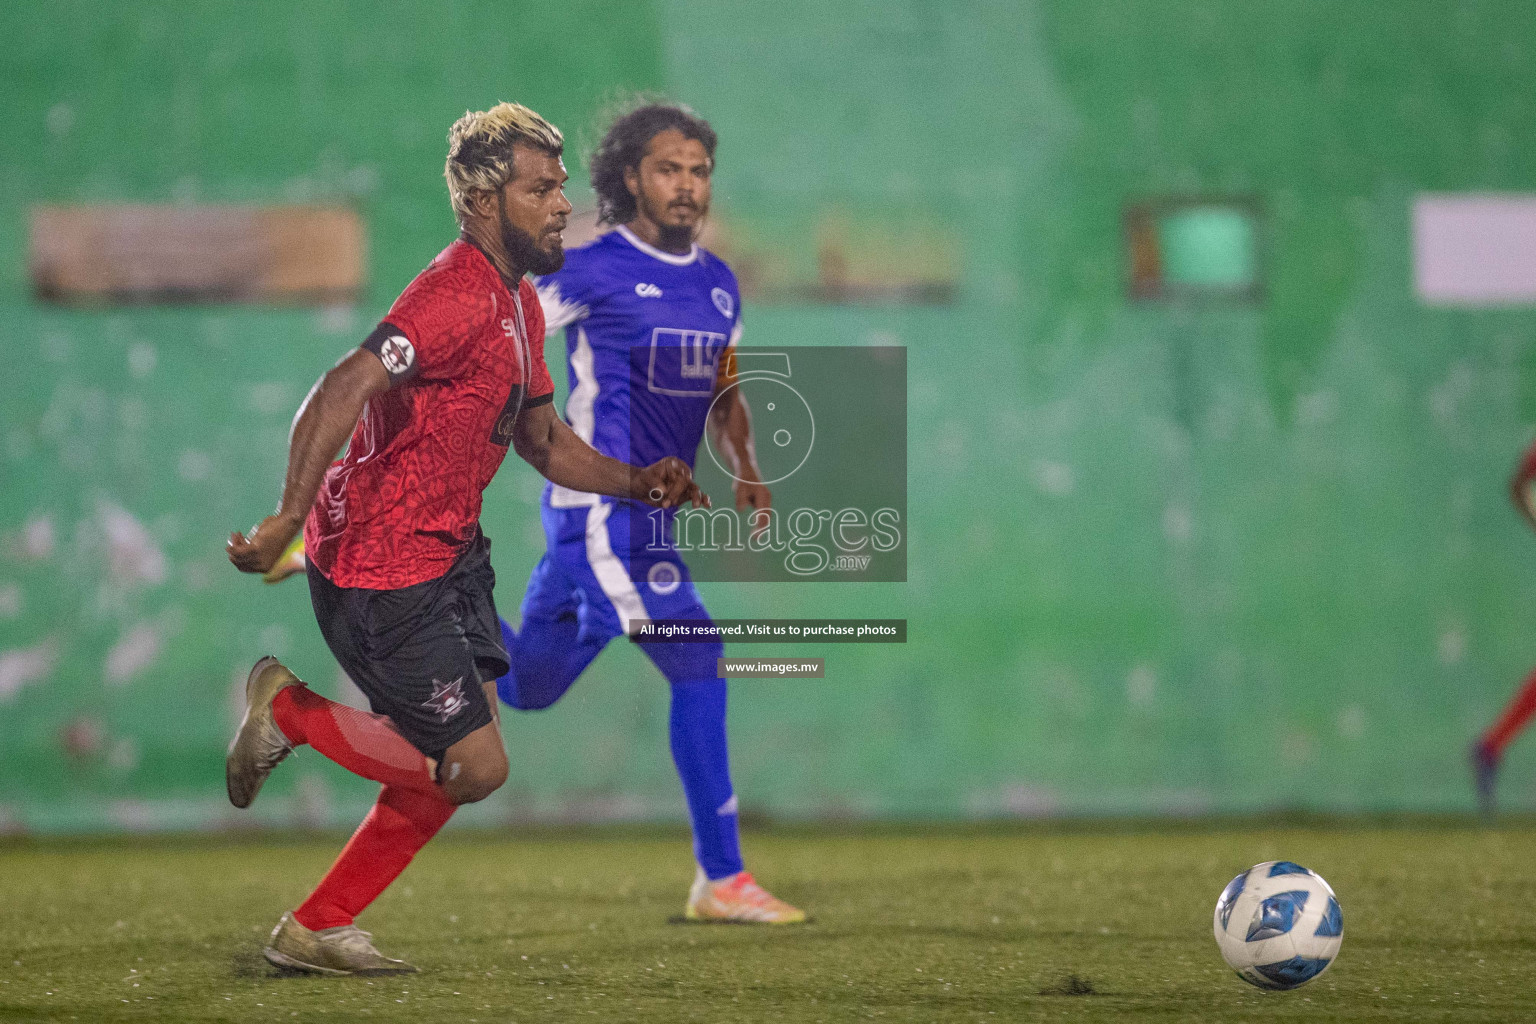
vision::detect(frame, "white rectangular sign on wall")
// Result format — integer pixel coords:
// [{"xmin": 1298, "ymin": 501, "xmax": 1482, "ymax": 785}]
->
[{"xmin": 1414, "ymin": 194, "xmax": 1536, "ymax": 307}]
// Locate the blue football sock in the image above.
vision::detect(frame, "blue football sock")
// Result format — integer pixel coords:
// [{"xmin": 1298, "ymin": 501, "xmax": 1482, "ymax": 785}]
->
[{"xmin": 668, "ymin": 678, "xmax": 743, "ymax": 879}]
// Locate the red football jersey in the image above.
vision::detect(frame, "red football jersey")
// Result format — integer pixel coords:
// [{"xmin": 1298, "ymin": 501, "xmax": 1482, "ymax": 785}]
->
[{"xmin": 305, "ymin": 239, "xmax": 554, "ymax": 589}]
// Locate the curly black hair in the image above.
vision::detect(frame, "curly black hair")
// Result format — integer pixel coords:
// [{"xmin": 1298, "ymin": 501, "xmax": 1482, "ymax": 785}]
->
[{"xmin": 590, "ymin": 101, "xmax": 717, "ymax": 226}]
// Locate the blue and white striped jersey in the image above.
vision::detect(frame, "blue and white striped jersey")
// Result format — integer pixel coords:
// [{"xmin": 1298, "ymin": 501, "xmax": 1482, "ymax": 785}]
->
[{"xmin": 534, "ymin": 225, "xmax": 743, "ymax": 508}]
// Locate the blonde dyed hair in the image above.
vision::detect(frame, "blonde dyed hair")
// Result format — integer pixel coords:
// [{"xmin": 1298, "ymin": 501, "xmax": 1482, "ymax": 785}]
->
[{"xmin": 444, "ymin": 102, "xmax": 564, "ymax": 225}]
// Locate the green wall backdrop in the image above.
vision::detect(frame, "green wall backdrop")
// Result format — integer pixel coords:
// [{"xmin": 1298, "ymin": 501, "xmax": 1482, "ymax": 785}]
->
[{"xmin": 3, "ymin": 0, "xmax": 1536, "ymax": 831}]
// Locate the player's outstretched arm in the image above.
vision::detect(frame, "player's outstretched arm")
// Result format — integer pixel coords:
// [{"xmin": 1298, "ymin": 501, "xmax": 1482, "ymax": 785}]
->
[
  {"xmin": 708, "ymin": 374, "xmax": 771, "ymax": 514},
  {"xmin": 512, "ymin": 402, "xmax": 709, "ymax": 509},
  {"xmin": 228, "ymin": 348, "xmax": 391, "ymax": 574}
]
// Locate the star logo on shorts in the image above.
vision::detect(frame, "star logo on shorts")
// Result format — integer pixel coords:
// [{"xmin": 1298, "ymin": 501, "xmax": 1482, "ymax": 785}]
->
[{"xmin": 423, "ymin": 676, "xmax": 468, "ymax": 723}]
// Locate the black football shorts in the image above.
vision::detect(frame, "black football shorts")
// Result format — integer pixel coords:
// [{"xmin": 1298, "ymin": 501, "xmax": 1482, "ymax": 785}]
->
[{"xmin": 306, "ymin": 531, "xmax": 507, "ymax": 761}]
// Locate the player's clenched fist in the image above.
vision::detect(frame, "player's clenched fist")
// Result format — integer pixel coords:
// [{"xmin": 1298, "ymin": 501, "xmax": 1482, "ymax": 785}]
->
[
  {"xmin": 228, "ymin": 513, "xmax": 303, "ymax": 575},
  {"xmin": 634, "ymin": 456, "xmax": 710, "ymax": 509}
]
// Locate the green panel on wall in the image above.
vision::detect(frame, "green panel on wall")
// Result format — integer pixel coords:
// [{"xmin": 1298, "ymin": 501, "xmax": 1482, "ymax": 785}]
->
[{"xmin": 1159, "ymin": 206, "xmax": 1257, "ymax": 290}]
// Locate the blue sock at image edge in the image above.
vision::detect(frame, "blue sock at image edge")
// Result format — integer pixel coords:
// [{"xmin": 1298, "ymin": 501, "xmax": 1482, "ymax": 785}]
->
[{"xmin": 668, "ymin": 678, "xmax": 743, "ymax": 879}]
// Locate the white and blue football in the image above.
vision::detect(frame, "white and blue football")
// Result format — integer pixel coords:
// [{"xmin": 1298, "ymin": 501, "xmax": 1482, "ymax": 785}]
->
[{"xmin": 1213, "ymin": 861, "xmax": 1343, "ymax": 990}]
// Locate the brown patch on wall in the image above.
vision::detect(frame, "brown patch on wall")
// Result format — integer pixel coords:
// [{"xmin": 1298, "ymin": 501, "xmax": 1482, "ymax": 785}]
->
[
  {"xmin": 1124, "ymin": 204, "xmax": 1164, "ymax": 300},
  {"xmin": 30, "ymin": 205, "xmax": 366, "ymax": 305}
]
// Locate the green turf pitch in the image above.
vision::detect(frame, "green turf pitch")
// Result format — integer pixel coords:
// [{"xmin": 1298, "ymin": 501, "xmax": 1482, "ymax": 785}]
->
[{"xmin": 1, "ymin": 823, "xmax": 1533, "ymax": 1022}]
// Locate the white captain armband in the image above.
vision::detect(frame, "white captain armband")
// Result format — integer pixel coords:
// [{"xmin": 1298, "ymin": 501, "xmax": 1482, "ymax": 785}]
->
[{"xmin": 361, "ymin": 322, "xmax": 419, "ymax": 385}]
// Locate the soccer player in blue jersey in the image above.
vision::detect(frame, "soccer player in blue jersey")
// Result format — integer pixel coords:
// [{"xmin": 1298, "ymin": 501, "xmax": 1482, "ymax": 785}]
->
[{"xmin": 499, "ymin": 103, "xmax": 805, "ymax": 923}]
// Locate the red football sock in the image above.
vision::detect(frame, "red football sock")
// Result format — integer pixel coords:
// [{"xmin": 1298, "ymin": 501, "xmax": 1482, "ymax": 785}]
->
[
  {"xmin": 294, "ymin": 785, "xmax": 456, "ymax": 930},
  {"xmin": 272, "ymin": 685, "xmax": 440, "ymax": 794},
  {"xmin": 1485, "ymin": 667, "xmax": 1536, "ymax": 756}
]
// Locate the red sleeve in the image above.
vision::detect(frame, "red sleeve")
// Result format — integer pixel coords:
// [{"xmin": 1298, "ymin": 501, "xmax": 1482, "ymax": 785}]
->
[
  {"xmin": 521, "ymin": 278, "xmax": 555, "ymax": 403},
  {"xmin": 364, "ymin": 264, "xmax": 494, "ymax": 386}
]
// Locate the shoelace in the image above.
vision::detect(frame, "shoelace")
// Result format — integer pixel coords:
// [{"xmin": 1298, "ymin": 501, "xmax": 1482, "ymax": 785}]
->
[
  {"xmin": 717, "ymin": 873, "xmax": 778, "ymax": 907},
  {"xmin": 256, "ymin": 721, "xmax": 293, "ymax": 767},
  {"xmin": 323, "ymin": 927, "xmax": 378, "ymax": 953}
]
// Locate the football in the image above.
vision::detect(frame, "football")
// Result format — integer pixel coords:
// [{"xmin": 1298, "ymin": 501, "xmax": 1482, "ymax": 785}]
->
[{"xmin": 1213, "ymin": 861, "xmax": 1344, "ymax": 990}]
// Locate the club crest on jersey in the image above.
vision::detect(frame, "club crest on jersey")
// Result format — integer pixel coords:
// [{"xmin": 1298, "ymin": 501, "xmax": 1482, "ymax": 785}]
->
[
  {"xmin": 379, "ymin": 335, "xmax": 415, "ymax": 375},
  {"xmin": 711, "ymin": 287, "xmax": 733, "ymax": 318},
  {"xmin": 423, "ymin": 676, "xmax": 468, "ymax": 722},
  {"xmin": 635, "ymin": 282, "xmax": 663, "ymax": 298},
  {"xmin": 647, "ymin": 560, "xmax": 682, "ymax": 595}
]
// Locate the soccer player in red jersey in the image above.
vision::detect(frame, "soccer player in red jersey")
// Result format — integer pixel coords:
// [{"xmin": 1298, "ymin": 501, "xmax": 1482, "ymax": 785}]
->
[
  {"xmin": 225, "ymin": 102, "xmax": 706, "ymax": 975},
  {"xmin": 1470, "ymin": 440, "xmax": 1536, "ymax": 815}
]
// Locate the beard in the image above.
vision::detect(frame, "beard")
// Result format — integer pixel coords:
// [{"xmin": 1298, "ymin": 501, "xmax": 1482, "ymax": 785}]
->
[
  {"xmin": 500, "ymin": 205, "xmax": 564, "ymax": 276},
  {"xmin": 640, "ymin": 193, "xmax": 703, "ymax": 252},
  {"xmin": 654, "ymin": 221, "xmax": 696, "ymax": 253}
]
